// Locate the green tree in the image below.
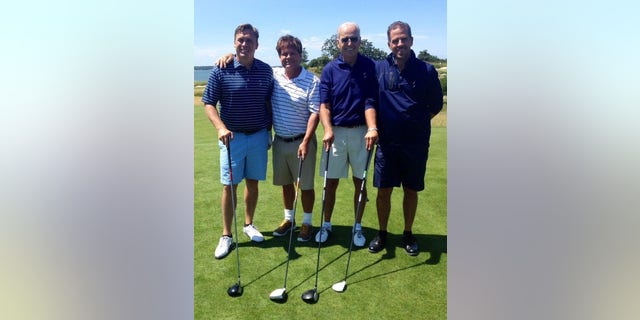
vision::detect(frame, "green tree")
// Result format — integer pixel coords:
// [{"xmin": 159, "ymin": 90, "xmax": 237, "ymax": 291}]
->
[
  {"xmin": 321, "ymin": 34, "xmax": 387, "ymax": 60},
  {"xmin": 307, "ymin": 55, "xmax": 331, "ymax": 68},
  {"xmin": 301, "ymin": 47, "xmax": 309, "ymax": 67},
  {"xmin": 417, "ymin": 50, "xmax": 445, "ymax": 63}
]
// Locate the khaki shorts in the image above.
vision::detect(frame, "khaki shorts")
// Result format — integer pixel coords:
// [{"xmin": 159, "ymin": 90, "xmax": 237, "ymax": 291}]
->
[
  {"xmin": 272, "ymin": 134, "xmax": 317, "ymax": 190},
  {"xmin": 319, "ymin": 126, "xmax": 368, "ymax": 179}
]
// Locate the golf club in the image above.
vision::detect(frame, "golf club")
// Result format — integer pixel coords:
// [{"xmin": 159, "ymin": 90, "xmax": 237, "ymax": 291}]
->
[
  {"xmin": 225, "ymin": 139, "xmax": 243, "ymax": 298},
  {"xmin": 332, "ymin": 147, "xmax": 374, "ymax": 293},
  {"xmin": 269, "ymin": 157, "xmax": 304, "ymax": 303},
  {"xmin": 301, "ymin": 143, "xmax": 331, "ymax": 304}
]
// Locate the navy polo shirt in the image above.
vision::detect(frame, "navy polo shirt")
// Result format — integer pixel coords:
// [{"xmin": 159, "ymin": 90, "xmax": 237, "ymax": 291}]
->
[
  {"xmin": 202, "ymin": 58, "xmax": 273, "ymax": 132},
  {"xmin": 320, "ymin": 53, "xmax": 377, "ymax": 127},
  {"xmin": 375, "ymin": 51, "xmax": 443, "ymax": 144}
]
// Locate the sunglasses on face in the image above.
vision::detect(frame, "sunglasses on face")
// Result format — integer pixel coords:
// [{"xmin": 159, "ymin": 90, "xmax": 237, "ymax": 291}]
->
[{"xmin": 340, "ymin": 36, "xmax": 359, "ymax": 43}]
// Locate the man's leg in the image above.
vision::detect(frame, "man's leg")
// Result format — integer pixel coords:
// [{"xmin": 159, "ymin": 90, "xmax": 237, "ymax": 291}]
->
[
  {"xmin": 323, "ymin": 178, "xmax": 339, "ymax": 223},
  {"xmin": 242, "ymin": 179, "xmax": 264, "ymax": 242},
  {"xmin": 402, "ymin": 186, "xmax": 418, "ymax": 232},
  {"xmin": 353, "ymin": 176, "xmax": 367, "ymax": 224},
  {"xmin": 376, "ymin": 187, "xmax": 393, "ymax": 231},
  {"xmin": 368, "ymin": 187, "xmax": 392, "ymax": 253},
  {"xmin": 402, "ymin": 186, "xmax": 419, "ymax": 256}
]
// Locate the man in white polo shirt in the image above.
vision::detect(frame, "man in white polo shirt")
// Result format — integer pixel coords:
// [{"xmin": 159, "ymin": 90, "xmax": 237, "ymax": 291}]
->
[{"xmin": 269, "ymin": 35, "xmax": 320, "ymax": 242}]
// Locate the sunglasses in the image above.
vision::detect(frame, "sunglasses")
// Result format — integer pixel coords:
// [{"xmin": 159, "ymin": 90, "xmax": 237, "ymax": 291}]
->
[{"xmin": 340, "ymin": 36, "xmax": 359, "ymax": 43}]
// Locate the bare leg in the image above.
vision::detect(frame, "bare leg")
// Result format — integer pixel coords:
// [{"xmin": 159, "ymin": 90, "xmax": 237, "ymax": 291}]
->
[
  {"xmin": 301, "ymin": 189, "xmax": 315, "ymax": 214},
  {"xmin": 402, "ymin": 186, "xmax": 418, "ymax": 232},
  {"xmin": 376, "ymin": 187, "xmax": 393, "ymax": 231},
  {"xmin": 221, "ymin": 184, "xmax": 238, "ymax": 235},
  {"xmin": 352, "ymin": 176, "xmax": 367, "ymax": 223},
  {"xmin": 323, "ymin": 178, "xmax": 339, "ymax": 223},
  {"xmin": 244, "ymin": 179, "xmax": 259, "ymax": 225},
  {"xmin": 282, "ymin": 184, "xmax": 294, "ymax": 210}
]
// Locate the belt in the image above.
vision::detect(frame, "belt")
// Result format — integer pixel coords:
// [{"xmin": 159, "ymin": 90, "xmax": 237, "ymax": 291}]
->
[
  {"xmin": 275, "ymin": 133, "xmax": 305, "ymax": 143},
  {"xmin": 235, "ymin": 128, "xmax": 263, "ymax": 135}
]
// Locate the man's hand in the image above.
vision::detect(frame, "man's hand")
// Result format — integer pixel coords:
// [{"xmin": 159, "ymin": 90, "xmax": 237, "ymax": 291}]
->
[{"xmin": 215, "ymin": 53, "xmax": 234, "ymax": 68}]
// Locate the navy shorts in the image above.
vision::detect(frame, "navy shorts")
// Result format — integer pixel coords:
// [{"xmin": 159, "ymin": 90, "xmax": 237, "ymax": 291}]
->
[{"xmin": 373, "ymin": 143, "xmax": 429, "ymax": 191}]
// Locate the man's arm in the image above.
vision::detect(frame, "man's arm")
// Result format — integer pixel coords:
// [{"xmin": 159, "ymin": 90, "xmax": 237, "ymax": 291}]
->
[
  {"xmin": 319, "ymin": 102, "xmax": 333, "ymax": 152},
  {"xmin": 299, "ymin": 112, "xmax": 320, "ymax": 160},
  {"xmin": 204, "ymin": 104, "xmax": 233, "ymax": 144},
  {"xmin": 364, "ymin": 108, "xmax": 378, "ymax": 150},
  {"xmin": 427, "ymin": 64, "xmax": 444, "ymax": 119}
]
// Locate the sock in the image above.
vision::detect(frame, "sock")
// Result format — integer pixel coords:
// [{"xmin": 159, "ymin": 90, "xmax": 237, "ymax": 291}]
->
[
  {"xmin": 303, "ymin": 212, "xmax": 312, "ymax": 225},
  {"xmin": 284, "ymin": 209, "xmax": 294, "ymax": 222},
  {"xmin": 403, "ymin": 230, "xmax": 413, "ymax": 238},
  {"xmin": 223, "ymin": 234, "xmax": 232, "ymax": 238},
  {"xmin": 354, "ymin": 223, "xmax": 362, "ymax": 231},
  {"xmin": 378, "ymin": 230, "xmax": 388, "ymax": 240},
  {"xmin": 322, "ymin": 221, "xmax": 332, "ymax": 230}
]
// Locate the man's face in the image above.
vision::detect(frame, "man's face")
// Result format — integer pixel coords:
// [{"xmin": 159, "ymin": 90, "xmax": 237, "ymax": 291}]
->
[
  {"xmin": 337, "ymin": 25, "xmax": 360, "ymax": 60},
  {"xmin": 279, "ymin": 45, "xmax": 301, "ymax": 70},
  {"xmin": 234, "ymin": 30, "xmax": 258, "ymax": 59},
  {"xmin": 388, "ymin": 27, "xmax": 413, "ymax": 61}
]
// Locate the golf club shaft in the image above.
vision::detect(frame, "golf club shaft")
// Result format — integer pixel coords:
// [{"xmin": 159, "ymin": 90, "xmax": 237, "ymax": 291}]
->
[
  {"xmin": 342, "ymin": 147, "xmax": 374, "ymax": 281},
  {"xmin": 313, "ymin": 144, "xmax": 331, "ymax": 289},
  {"xmin": 282, "ymin": 157, "xmax": 303, "ymax": 289},
  {"xmin": 227, "ymin": 140, "xmax": 241, "ymax": 286}
]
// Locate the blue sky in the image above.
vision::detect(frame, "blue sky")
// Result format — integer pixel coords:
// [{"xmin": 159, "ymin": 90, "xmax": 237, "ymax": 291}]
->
[{"xmin": 194, "ymin": 0, "xmax": 446, "ymax": 66}]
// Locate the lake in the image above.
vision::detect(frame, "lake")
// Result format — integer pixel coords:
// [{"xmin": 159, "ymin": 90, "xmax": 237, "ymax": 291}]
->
[{"xmin": 194, "ymin": 69, "xmax": 212, "ymax": 82}]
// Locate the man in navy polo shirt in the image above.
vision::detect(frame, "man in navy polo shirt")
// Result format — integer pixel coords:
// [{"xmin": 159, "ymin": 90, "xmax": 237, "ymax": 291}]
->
[
  {"xmin": 315, "ymin": 22, "xmax": 379, "ymax": 247},
  {"xmin": 202, "ymin": 23, "xmax": 274, "ymax": 260},
  {"xmin": 368, "ymin": 21, "xmax": 443, "ymax": 256}
]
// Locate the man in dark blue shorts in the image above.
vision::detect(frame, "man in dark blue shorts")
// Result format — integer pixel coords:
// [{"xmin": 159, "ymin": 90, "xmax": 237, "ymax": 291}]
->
[{"xmin": 368, "ymin": 21, "xmax": 443, "ymax": 256}]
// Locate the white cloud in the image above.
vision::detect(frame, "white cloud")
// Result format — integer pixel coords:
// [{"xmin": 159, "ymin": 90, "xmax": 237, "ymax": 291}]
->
[
  {"xmin": 302, "ymin": 36, "xmax": 324, "ymax": 50},
  {"xmin": 362, "ymin": 32, "xmax": 389, "ymax": 51},
  {"xmin": 194, "ymin": 45, "xmax": 233, "ymax": 66}
]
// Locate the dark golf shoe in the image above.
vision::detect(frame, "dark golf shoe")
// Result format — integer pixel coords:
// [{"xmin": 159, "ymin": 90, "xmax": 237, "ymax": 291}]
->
[
  {"xmin": 402, "ymin": 234, "xmax": 419, "ymax": 256},
  {"xmin": 368, "ymin": 234, "xmax": 386, "ymax": 253}
]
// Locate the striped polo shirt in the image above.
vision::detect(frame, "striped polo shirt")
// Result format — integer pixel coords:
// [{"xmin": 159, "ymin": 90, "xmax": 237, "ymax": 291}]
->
[
  {"xmin": 271, "ymin": 67, "xmax": 320, "ymax": 137},
  {"xmin": 202, "ymin": 58, "xmax": 274, "ymax": 132}
]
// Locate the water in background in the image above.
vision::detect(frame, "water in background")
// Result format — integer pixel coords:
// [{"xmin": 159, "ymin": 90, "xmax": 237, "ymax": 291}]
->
[{"xmin": 194, "ymin": 69, "xmax": 212, "ymax": 82}]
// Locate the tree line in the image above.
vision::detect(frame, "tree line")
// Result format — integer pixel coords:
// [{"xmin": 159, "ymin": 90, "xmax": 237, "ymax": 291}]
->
[{"xmin": 304, "ymin": 34, "xmax": 446, "ymax": 68}]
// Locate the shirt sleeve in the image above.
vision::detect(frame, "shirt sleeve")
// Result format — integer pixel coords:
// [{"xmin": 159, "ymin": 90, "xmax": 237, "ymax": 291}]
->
[
  {"xmin": 201, "ymin": 66, "xmax": 221, "ymax": 106},
  {"xmin": 364, "ymin": 60, "xmax": 379, "ymax": 111},
  {"xmin": 426, "ymin": 63, "xmax": 443, "ymax": 116},
  {"xmin": 319, "ymin": 64, "xmax": 332, "ymax": 104},
  {"xmin": 308, "ymin": 75, "xmax": 321, "ymax": 114}
]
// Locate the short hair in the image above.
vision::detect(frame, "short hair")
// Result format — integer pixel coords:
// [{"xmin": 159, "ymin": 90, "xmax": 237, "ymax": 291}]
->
[
  {"xmin": 386, "ymin": 21, "xmax": 412, "ymax": 40},
  {"xmin": 275, "ymin": 35, "xmax": 303, "ymax": 55},
  {"xmin": 234, "ymin": 23, "xmax": 259, "ymax": 39},
  {"xmin": 337, "ymin": 22, "xmax": 360, "ymax": 37}
]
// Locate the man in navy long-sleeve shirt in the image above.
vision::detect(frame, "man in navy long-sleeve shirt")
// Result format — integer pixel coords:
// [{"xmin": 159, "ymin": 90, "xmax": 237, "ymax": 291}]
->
[{"xmin": 368, "ymin": 21, "xmax": 443, "ymax": 256}]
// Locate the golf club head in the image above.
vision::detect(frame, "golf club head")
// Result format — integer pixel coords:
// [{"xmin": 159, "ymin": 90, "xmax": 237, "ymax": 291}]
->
[
  {"xmin": 331, "ymin": 280, "xmax": 347, "ymax": 292},
  {"xmin": 227, "ymin": 283, "xmax": 243, "ymax": 297},
  {"xmin": 269, "ymin": 288, "xmax": 288, "ymax": 303},
  {"xmin": 301, "ymin": 289, "xmax": 319, "ymax": 304}
]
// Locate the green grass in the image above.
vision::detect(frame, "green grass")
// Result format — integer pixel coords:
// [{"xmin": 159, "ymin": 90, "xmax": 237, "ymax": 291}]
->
[{"xmin": 194, "ymin": 103, "xmax": 447, "ymax": 319}]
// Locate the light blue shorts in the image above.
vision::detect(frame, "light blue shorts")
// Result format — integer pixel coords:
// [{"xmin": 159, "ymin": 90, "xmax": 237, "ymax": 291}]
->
[{"xmin": 219, "ymin": 129, "xmax": 269, "ymax": 185}]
